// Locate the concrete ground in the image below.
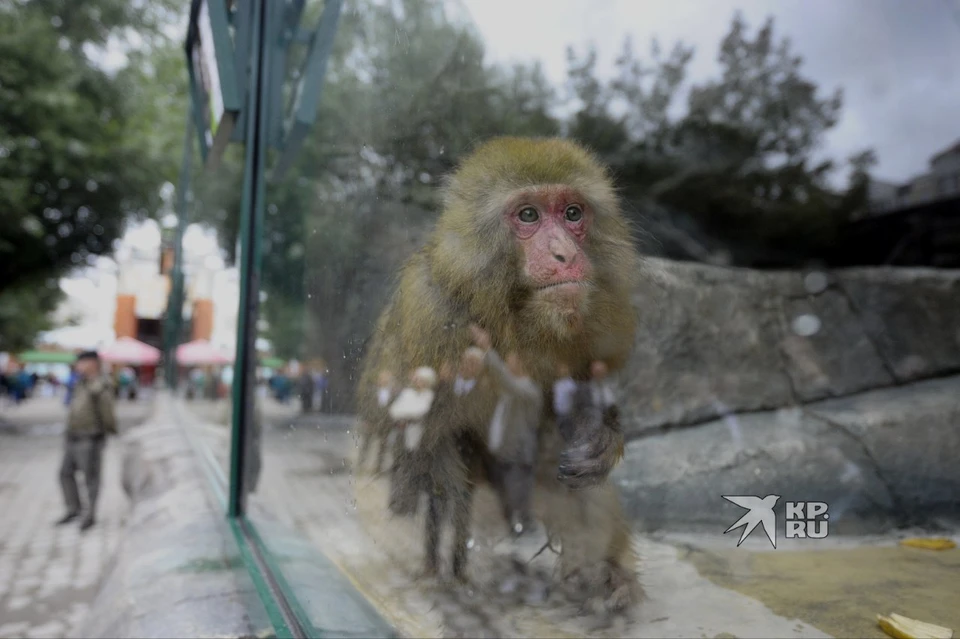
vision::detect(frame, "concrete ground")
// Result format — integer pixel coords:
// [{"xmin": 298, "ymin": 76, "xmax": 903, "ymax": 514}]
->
[
  {"xmin": 182, "ymin": 398, "xmax": 960, "ymax": 639},
  {"xmin": 0, "ymin": 396, "xmax": 153, "ymax": 639}
]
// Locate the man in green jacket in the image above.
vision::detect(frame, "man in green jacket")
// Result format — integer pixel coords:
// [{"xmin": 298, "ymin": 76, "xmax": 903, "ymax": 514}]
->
[{"xmin": 55, "ymin": 350, "xmax": 117, "ymax": 531}]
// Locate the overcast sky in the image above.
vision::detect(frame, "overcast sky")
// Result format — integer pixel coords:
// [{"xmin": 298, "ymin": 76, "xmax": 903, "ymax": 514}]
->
[{"xmin": 461, "ymin": 0, "xmax": 960, "ymax": 185}]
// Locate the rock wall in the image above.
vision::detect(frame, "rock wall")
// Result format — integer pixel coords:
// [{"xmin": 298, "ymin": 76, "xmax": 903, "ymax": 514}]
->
[
  {"xmin": 619, "ymin": 260, "xmax": 960, "ymax": 434},
  {"xmin": 612, "ymin": 260, "xmax": 960, "ymax": 532}
]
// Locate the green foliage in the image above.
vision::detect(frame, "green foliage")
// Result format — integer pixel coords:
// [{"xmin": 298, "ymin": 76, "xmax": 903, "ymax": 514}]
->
[
  {"xmin": 0, "ymin": 0, "xmax": 183, "ymax": 299},
  {"xmin": 0, "ymin": 278, "xmax": 63, "ymax": 352}
]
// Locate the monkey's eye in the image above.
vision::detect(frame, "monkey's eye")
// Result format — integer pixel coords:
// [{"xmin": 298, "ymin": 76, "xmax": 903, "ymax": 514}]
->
[
  {"xmin": 565, "ymin": 205, "xmax": 583, "ymax": 222},
  {"xmin": 518, "ymin": 207, "xmax": 539, "ymax": 223}
]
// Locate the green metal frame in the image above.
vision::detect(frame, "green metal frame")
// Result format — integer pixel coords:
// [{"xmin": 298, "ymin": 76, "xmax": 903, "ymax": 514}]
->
[
  {"xmin": 228, "ymin": 0, "xmax": 267, "ymax": 519},
  {"xmin": 272, "ymin": 0, "xmax": 342, "ymax": 181}
]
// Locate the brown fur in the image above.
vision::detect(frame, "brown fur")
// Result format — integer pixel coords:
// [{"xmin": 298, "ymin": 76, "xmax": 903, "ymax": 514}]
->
[{"xmin": 356, "ymin": 136, "xmax": 642, "ymax": 609}]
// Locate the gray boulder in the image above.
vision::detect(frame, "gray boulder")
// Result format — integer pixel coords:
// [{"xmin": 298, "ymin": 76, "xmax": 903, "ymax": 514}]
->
[{"xmin": 612, "ymin": 259, "xmax": 960, "ymax": 532}]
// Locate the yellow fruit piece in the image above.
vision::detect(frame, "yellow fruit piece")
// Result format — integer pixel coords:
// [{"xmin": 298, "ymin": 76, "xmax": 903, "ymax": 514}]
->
[
  {"xmin": 877, "ymin": 612, "xmax": 953, "ymax": 639},
  {"xmin": 899, "ymin": 537, "xmax": 957, "ymax": 551}
]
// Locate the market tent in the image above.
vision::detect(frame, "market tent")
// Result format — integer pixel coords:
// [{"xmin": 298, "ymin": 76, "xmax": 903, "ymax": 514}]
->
[
  {"xmin": 99, "ymin": 337, "xmax": 161, "ymax": 365},
  {"xmin": 176, "ymin": 339, "xmax": 232, "ymax": 366},
  {"xmin": 17, "ymin": 350, "xmax": 77, "ymax": 364}
]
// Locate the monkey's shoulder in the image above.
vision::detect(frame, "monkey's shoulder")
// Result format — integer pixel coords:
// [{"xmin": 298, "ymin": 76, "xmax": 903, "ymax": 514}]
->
[{"xmin": 394, "ymin": 254, "xmax": 470, "ymax": 333}]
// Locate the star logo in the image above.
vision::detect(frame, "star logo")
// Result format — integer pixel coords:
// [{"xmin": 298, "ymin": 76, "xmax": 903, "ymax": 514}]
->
[{"xmin": 723, "ymin": 494, "xmax": 780, "ymax": 548}]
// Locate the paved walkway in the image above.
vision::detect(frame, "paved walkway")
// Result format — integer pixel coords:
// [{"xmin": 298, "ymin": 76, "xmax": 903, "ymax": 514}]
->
[{"xmin": 0, "ymin": 397, "xmax": 151, "ymax": 639}]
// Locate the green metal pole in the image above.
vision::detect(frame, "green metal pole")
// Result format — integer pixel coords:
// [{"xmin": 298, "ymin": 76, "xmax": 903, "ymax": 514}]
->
[
  {"xmin": 228, "ymin": 0, "xmax": 270, "ymax": 518},
  {"xmin": 164, "ymin": 107, "xmax": 194, "ymax": 390}
]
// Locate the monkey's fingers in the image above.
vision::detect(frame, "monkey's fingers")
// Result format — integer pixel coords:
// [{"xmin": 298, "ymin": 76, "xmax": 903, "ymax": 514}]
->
[
  {"xmin": 557, "ymin": 442, "xmax": 609, "ymax": 490},
  {"xmin": 558, "ymin": 426, "xmax": 625, "ymax": 490}
]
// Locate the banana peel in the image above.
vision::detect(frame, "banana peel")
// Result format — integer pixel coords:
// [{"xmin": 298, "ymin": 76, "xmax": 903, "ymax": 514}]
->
[
  {"xmin": 899, "ymin": 537, "xmax": 957, "ymax": 551},
  {"xmin": 877, "ymin": 612, "xmax": 953, "ymax": 639}
]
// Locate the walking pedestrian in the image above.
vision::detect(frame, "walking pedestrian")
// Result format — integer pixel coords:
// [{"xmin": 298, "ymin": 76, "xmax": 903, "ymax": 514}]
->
[{"xmin": 54, "ymin": 350, "xmax": 118, "ymax": 531}]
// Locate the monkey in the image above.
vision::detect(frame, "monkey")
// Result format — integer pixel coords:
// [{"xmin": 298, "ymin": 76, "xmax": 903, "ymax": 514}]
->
[{"xmin": 355, "ymin": 136, "xmax": 643, "ymax": 611}]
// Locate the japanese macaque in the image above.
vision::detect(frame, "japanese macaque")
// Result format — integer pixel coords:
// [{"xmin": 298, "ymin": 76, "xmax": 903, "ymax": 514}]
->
[{"xmin": 356, "ymin": 136, "xmax": 642, "ymax": 610}]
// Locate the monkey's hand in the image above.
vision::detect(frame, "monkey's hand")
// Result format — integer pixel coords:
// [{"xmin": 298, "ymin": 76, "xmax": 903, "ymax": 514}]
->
[
  {"xmin": 468, "ymin": 323, "xmax": 491, "ymax": 350},
  {"xmin": 557, "ymin": 422, "xmax": 625, "ymax": 491}
]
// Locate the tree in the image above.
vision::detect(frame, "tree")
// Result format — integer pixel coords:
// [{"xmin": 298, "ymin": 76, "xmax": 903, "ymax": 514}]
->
[
  {"xmin": 0, "ymin": 279, "xmax": 63, "ymax": 353},
  {"xmin": 560, "ymin": 13, "xmax": 875, "ymax": 266},
  {"xmin": 0, "ymin": 1, "xmax": 182, "ymax": 297}
]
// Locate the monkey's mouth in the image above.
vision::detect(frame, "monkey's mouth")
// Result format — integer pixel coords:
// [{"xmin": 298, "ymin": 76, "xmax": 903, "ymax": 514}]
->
[{"xmin": 534, "ymin": 280, "xmax": 583, "ymax": 292}]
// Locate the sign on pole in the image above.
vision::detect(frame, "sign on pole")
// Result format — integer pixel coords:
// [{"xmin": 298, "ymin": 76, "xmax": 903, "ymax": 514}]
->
[{"xmin": 186, "ymin": 0, "xmax": 243, "ymax": 169}]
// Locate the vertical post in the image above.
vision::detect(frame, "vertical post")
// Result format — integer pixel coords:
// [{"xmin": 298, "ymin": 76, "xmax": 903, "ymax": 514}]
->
[
  {"xmin": 164, "ymin": 107, "xmax": 194, "ymax": 390},
  {"xmin": 228, "ymin": 0, "xmax": 270, "ymax": 518}
]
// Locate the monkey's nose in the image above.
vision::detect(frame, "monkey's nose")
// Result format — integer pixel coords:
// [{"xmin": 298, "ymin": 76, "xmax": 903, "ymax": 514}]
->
[{"xmin": 549, "ymin": 235, "xmax": 579, "ymax": 265}]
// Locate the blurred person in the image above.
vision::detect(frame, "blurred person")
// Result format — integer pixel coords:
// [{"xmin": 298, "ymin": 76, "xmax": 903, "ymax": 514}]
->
[
  {"xmin": 64, "ymin": 364, "xmax": 79, "ymax": 405},
  {"xmin": 357, "ymin": 370, "xmax": 399, "ymax": 474},
  {"xmin": 117, "ymin": 366, "xmax": 136, "ymax": 400},
  {"xmin": 298, "ymin": 367, "xmax": 314, "ymax": 413},
  {"xmin": 553, "ymin": 362, "xmax": 578, "ymax": 443},
  {"xmin": 12, "ymin": 365, "xmax": 30, "ymax": 404},
  {"xmin": 313, "ymin": 367, "xmax": 329, "ymax": 412},
  {"xmin": 419, "ymin": 360, "xmax": 459, "ymax": 574},
  {"xmin": 387, "ymin": 366, "xmax": 437, "ymax": 516},
  {"xmin": 585, "ymin": 359, "xmax": 620, "ymax": 429},
  {"xmin": 55, "ymin": 350, "xmax": 117, "ymax": 531},
  {"xmin": 454, "ymin": 347, "xmax": 485, "ymax": 396},
  {"xmin": 188, "ymin": 367, "xmax": 205, "ymax": 400},
  {"xmin": 469, "ymin": 324, "xmax": 542, "ymax": 536}
]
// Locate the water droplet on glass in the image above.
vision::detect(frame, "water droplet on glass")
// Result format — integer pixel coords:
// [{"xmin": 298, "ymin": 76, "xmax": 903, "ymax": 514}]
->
[
  {"xmin": 791, "ymin": 313, "xmax": 821, "ymax": 337},
  {"xmin": 803, "ymin": 271, "xmax": 828, "ymax": 294}
]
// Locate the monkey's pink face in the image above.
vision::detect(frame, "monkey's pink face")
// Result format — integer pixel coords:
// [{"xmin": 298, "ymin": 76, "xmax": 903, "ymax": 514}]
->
[{"xmin": 505, "ymin": 186, "xmax": 593, "ymax": 305}]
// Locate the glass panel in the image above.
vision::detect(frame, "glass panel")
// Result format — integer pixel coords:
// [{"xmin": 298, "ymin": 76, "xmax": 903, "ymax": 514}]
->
[{"xmin": 233, "ymin": 0, "xmax": 960, "ymax": 637}]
